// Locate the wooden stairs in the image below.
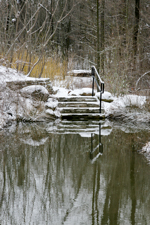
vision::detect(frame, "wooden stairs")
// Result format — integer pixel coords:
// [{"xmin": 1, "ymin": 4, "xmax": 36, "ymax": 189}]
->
[{"xmin": 55, "ymin": 96, "xmax": 105, "ymax": 120}]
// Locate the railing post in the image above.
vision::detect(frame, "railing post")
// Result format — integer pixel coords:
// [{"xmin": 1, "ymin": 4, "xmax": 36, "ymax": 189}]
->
[
  {"xmin": 100, "ymin": 92, "xmax": 102, "ymax": 113},
  {"xmin": 91, "ymin": 67, "xmax": 95, "ymax": 96}
]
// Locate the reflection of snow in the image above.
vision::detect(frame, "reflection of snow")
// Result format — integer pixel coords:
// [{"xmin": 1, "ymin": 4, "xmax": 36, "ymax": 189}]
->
[
  {"xmin": 21, "ymin": 137, "xmax": 48, "ymax": 146},
  {"xmin": 142, "ymin": 142, "xmax": 150, "ymax": 153},
  {"xmin": 79, "ymin": 128, "xmax": 112, "ymax": 137}
]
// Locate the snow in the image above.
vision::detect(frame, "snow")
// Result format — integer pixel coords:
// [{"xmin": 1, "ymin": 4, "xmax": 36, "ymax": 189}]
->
[
  {"xmin": 0, "ymin": 65, "xmax": 25, "ymax": 83},
  {"xmin": 142, "ymin": 142, "xmax": 150, "ymax": 153},
  {"xmin": 67, "ymin": 69, "xmax": 91, "ymax": 75},
  {"xmin": 0, "ymin": 65, "xmax": 49, "ymax": 83},
  {"xmin": 21, "ymin": 137, "xmax": 48, "ymax": 146},
  {"xmin": 103, "ymin": 94, "xmax": 147, "ymax": 116},
  {"xmin": 0, "ymin": 66, "xmax": 59, "ymax": 128},
  {"xmin": 0, "ymin": 65, "xmax": 149, "ymax": 130},
  {"xmin": 53, "ymin": 87, "xmax": 70, "ymax": 97},
  {"xmin": 96, "ymin": 91, "xmax": 114, "ymax": 102},
  {"xmin": 79, "ymin": 127, "xmax": 112, "ymax": 137},
  {"xmin": 45, "ymin": 98, "xmax": 58, "ymax": 109},
  {"xmin": 21, "ymin": 85, "xmax": 49, "ymax": 95},
  {"xmin": 68, "ymin": 88, "xmax": 92, "ymax": 96}
]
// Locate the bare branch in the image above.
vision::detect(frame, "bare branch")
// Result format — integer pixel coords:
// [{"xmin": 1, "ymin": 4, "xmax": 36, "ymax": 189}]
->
[
  {"xmin": 135, "ymin": 71, "xmax": 150, "ymax": 90},
  {"xmin": 6, "ymin": 4, "xmax": 42, "ymax": 56},
  {"xmin": 26, "ymin": 56, "xmax": 42, "ymax": 77},
  {"xmin": 43, "ymin": 0, "xmax": 78, "ymax": 47}
]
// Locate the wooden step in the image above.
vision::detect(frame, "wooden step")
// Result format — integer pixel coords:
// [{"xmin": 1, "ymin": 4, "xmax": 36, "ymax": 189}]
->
[
  {"xmin": 56, "ymin": 96, "xmax": 98, "ymax": 102},
  {"xmin": 58, "ymin": 101, "xmax": 100, "ymax": 108},
  {"xmin": 60, "ymin": 107, "xmax": 101, "ymax": 114},
  {"xmin": 53, "ymin": 95, "xmax": 105, "ymax": 120},
  {"xmin": 61, "ymin": 113, "xmax": 105, "ymax": 120}
]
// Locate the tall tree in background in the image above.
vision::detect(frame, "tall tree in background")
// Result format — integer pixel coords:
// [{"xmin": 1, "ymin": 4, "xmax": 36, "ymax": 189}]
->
[
  {"xmin": 101, "ymin": 0, "xmax": 105, "ymax": 75},
  {"xmin": 133, "ymin": 0, "xmax": 140, "ymax": 57},
  {"xmin": 96, "ymin": 0, "xmax": 100, "ymax": 72}
]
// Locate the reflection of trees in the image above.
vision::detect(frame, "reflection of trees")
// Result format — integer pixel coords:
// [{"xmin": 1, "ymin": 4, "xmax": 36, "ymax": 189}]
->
[
  {"xmin": 130, "ymin": 139, "xmax": 136, "ymax": 225},
  {"xmin": 92, "ymin": 162, "xmax": 101, "ymax": 225},
  {"xmin": 62, "ymin": 157, "xmax": 88, "ymax": 224},
  {"xmin": 0, "ymin": 124, "xmax": 150, "ymax": 224},
  {"xmin": 101, "ymin": 163, "xmax": 121, "ymax": 225},
  {"xmin": 90, "ymin": 123, "xmax": 103, "ymax": 163}
]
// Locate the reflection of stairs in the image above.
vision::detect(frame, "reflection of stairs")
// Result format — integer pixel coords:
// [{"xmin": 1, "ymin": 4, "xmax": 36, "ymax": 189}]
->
[
  {"xmin": 54, "ymin": 120, "xmax": 101, "ymax": 135},
  {"xmin": 46, "ymin": 120, "xmax": 112, "ymax": 136},
  {"xmin": 56, "ymin": 96, "xmax": 105, "ymax": 120}
]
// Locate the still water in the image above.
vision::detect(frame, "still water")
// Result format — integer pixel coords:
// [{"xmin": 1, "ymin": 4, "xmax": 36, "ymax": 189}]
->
[{"xmin": 0, "ymin": 121, "xmax": 150, "ymax": 225}]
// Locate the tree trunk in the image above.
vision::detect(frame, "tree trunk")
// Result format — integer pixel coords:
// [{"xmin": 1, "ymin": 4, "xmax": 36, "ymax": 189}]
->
[
  {"xmin": 101, "ymin": 0, "xmax": 105, "ymax": 75},
  {"xmin": 96, "ymin": 0, "xmax": 100, "ymax": 73},
  {"xmin": 133, "ymin": 0, "xmax": 140, "ymax": 57}
]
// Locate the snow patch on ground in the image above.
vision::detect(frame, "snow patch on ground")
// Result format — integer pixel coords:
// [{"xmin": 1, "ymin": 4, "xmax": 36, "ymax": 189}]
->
[
  {"xmin": 0, "ymin": 65, "xmax": 49, "ymax": 83},
  {"xmin": 67, "ymin": 69, "xmax": 91, "ymax": 75},
  {"xmin": 21, "ymin": 85, "xmax": 49, "ymax": 95},
  {"xmin": 53, "ymin": 87, "xmax": 70, "ymax": 97},
  {"xmin": 69, "ymin": 88, "xmax": 92, "ymax": 96},
  {"xmin": 103, "ymin": 95, "xmax": 147, "ymax": 116},
  {"xmin": 96, "ymin": 91, "xmax": 114, "ymax": 102}
]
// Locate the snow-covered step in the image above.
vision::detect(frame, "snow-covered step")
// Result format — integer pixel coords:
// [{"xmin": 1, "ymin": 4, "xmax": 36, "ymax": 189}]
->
[
  {"xmin": 56, "ymin": 96, "xmax": 98, "ymax": 102},
  {"xmin": 60, "ymin": 107, "xmax": 100, "ymax": 114},
  {"xmin": 58, "ymin": 101, "xmax": 100, "ymax": 108},
  {"xmin": 61, "ymin": 113, "xmax": 105, "ymax": 120},
  {"xmin": 55, "ymin": 95, "xmax": 104, "ymax": 120}
]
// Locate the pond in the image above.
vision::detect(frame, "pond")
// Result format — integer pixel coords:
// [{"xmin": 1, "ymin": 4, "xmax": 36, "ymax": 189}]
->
[{"xmin": 0, "ymin": 121, "xmax": 150, "ymax": 225}]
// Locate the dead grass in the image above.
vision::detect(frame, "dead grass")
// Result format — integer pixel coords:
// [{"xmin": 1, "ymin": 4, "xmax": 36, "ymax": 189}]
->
[
  {"xmin": 103, "ymin": 70, "xmax": 129, "ymax": 96},
  {"xmin": 0, "ymin": 49, "xmax": 69, "ymax": 81}
]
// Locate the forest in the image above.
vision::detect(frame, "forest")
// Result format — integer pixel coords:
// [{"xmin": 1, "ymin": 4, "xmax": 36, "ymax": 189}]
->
[{"xmin": 0, "ymin": 0, "xmax": 149, "ymax": 94}]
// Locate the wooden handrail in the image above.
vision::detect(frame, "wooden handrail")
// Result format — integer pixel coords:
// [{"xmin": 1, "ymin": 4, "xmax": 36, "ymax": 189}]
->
[{"xmin": 91, "ymin": 66, "xmax": 104, "ymax": 113}]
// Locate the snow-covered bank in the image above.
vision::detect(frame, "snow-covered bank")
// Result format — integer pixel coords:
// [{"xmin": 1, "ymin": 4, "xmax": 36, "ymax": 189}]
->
[
  {"xmin": 0, "ymin": 66, "xmax": 150, "ymax": 129},
  {"xmin": 0, "ymin": 66, "xmax": 59, "ymax": 129},
  {"xmin": 102, "ymin": 94, "xmax": 150, "ymax": 123}
]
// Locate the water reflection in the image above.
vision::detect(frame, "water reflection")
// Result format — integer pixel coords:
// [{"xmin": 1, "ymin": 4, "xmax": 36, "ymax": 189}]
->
[
  {"xmin": 130, "ymin": 141, "xmax": 136, "ymax": 225},
  {"xmin": 0, "ymin": 122, "xmax": 150, "ymax": 224},
  {"xmin": 90, "ymin": 123, "xmax": 103, "ymax": 163}
]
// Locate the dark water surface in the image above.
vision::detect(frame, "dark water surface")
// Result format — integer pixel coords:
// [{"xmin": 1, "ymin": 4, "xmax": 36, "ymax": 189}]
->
[{"xmin": 0, "ymin": 121, "xmax": 150, "ymax": 225}]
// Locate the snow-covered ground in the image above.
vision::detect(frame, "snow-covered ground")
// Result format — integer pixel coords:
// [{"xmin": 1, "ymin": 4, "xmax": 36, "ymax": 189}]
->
[
  {"xmin": 0, "ymin": 65, "xmax": 150, "ymax": 130},
  {"xmin": 0, "ymin": 66, "xmax": 60, "ymax": 129}
]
